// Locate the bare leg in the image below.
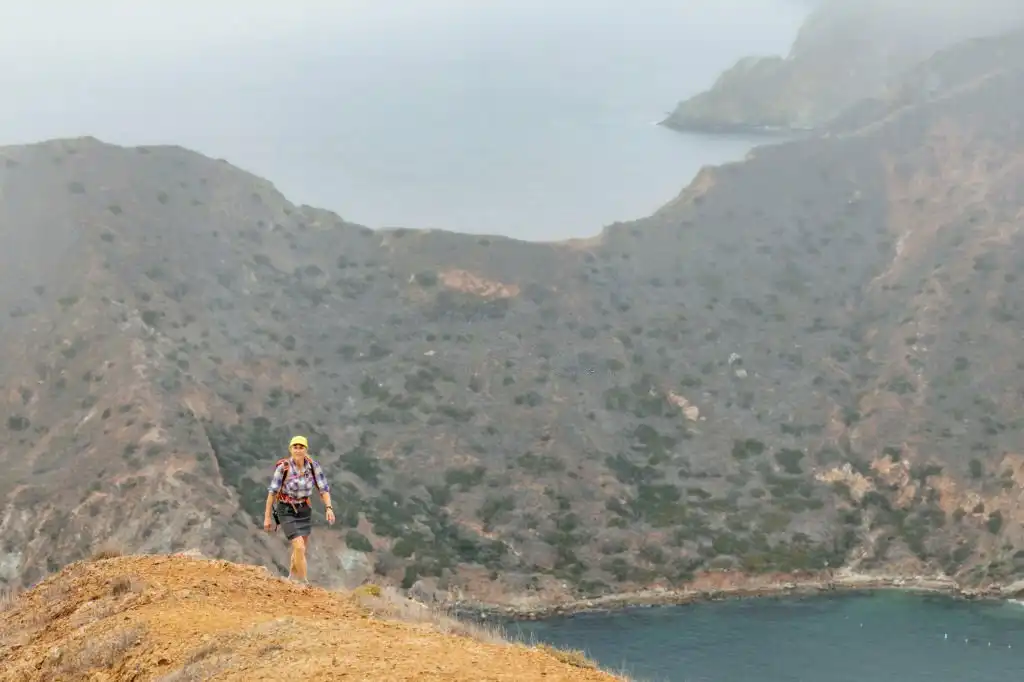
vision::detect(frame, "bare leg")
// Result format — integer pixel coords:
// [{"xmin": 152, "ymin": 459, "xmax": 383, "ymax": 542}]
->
[{"xmin": 290, "ymin": 537, "xmax": 307, "ymax": 581}]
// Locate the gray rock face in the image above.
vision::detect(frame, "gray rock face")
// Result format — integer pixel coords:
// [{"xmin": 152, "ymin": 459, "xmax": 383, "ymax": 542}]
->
[{"xmin": 332, "ymin": 548, "xmax": 375, "ymax": 589}]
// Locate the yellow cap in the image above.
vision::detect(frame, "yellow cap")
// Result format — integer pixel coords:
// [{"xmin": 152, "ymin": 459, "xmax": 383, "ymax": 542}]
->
[{"xmin": 289, "ymin": 435, "xmax": 308, "ymax": 448}]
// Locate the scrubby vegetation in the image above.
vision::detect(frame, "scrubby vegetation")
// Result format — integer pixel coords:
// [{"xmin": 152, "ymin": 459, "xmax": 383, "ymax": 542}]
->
[{"xmin": 5, "ymin": 47, "xmax": 1024, "ymax": 602}]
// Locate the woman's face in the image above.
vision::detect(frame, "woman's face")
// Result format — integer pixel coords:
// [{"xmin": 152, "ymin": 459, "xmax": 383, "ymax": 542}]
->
[{"xmin": 291, "ymin": 443, "xmax": 306, "ymax": 457}]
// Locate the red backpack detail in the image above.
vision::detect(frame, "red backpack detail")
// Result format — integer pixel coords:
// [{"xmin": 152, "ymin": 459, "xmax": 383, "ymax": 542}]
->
[
  {"xmin": 273, "ymin": 456, "xmax": 321, "ymax": 505},
  {"xmin": 271, "ymin": 457, "xmax": 322, "ymax": 543}
]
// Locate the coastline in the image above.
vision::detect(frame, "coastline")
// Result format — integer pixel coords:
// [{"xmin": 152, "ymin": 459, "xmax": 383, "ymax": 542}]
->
[
  {"xmin": 447, "ymin": 572, "xmax": 1024, "ymax": 622},
  {"xmin": 656, "ymin": 117, "xmax": 814, "ymax": 139}
]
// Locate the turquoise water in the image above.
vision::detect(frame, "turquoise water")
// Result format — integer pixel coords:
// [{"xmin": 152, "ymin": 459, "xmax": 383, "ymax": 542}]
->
[{"xmin": 509, "ymin": 592, "xmax": 1024, "ymax": 681}]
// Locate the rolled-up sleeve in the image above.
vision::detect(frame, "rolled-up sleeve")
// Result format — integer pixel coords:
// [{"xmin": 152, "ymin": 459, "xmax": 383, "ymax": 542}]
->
[
  {"xmin": 312, "ymin": 460, "xmax": 331, "ymax": 493},
  {"xmin": 267, "ymin": 463, "xmax": 285, "ymax": 494}
]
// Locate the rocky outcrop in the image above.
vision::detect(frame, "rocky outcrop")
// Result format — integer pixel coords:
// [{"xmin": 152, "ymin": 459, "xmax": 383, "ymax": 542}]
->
[{"xmin": 661, "ymin": 0, "xmax": 1024, "ymax": 135}]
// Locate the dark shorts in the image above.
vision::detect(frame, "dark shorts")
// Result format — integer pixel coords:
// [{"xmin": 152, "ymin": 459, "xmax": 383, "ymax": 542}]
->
[{"xmin": 274, "ymin": 501, "xmax": 312, "ymax": 541}]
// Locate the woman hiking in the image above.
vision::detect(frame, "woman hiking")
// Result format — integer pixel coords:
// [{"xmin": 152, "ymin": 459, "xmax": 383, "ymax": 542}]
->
[{"xmin": 264, "ymin": 435, "xmax": 335, "ymax": 584}]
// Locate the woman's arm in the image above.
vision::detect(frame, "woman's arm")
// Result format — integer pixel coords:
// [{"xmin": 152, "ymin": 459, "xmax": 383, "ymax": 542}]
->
[
  {"xmin": 264, "ymin": 493, "xmax": 276, "ymax": 528},
  {"xmin": 264, "ymin": 462, "xmax": 285, "ymax": 529},
  {"xmin": 320, "ymin": 490, "xmax": 335, "ymax": 525},
  {"xmin": 311, "ymin": 460, "xmax": 335, "ymax": 524}
]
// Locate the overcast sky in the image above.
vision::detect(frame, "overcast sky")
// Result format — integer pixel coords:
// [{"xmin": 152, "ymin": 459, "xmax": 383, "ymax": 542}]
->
[
  {"xmin": 0, "ymin": 1, "xmax": 813, "ymax": 64},
  {"xmin": 0, "ymin": 0, "xmax": 814, "ymax": 116},
  {"xmin": 0, "ymin": 1, "xmax": 814, "ymax": 237}
]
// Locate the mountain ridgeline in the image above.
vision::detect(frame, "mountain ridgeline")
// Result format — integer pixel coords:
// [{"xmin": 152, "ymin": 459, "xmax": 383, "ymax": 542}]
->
[
  {"xmin": 662, "ymin": 0, "xmax": 1024, "ymax": 134},
  {"xmin": 3, "ymin": 32, "xmax": 1024, "ymax": 605}
]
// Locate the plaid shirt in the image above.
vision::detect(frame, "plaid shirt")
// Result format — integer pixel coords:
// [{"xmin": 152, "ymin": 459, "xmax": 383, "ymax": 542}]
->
[{"xmin": 268, "ymin": 457, "xmax": 330, "ymax": 500}]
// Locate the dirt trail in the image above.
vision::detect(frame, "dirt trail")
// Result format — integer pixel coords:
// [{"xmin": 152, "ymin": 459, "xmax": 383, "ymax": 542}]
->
[{"xmin": 0, "ymin": 554, "xmax": 620, "ymax": 681}]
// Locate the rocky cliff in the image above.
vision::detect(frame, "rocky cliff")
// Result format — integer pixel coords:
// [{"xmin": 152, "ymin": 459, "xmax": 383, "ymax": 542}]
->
[
  {"xmin": 661, "ymin": 0, "xmax": 1024, "ymax": 134},
  {"xmin": 3, "ymin": 30, "xmax": 1024, "ymax": 608}
]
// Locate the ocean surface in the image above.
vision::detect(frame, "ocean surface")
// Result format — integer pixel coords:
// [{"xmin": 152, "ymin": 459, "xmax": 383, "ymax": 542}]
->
[
  {"xmin": 1, "ymin": 1, "xmax": 808, "ymax": 241},
  {"xmin": 508, "ymin": 592, "xmax": 1024, "ymax": 681}
]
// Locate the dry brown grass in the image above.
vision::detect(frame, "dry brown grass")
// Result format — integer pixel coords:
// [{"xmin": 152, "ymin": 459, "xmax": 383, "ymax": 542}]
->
[
  {"xmin": 12, "ymin": 579, "xmax": 74, "ymax": 633},
  {"xmin": 353, "ymin": 583, "xmax": 511, "ymax": 646},
  {"xmin": 2, "ymin": 555, "xmax": 628, "ymax": 681},
  {"xmin": 64, "ymin": 572, "xmax": 148, "ymax": 630},
  {"xmin": 109, "ymin": 573, "xmax": 145, "ymax": 596},
  {"xmin": 0, "ymin": 585, "xmax": 25, "ymax": 650},
  {"xmin": 537, "ymin": 644, "xmax": 600, "ymax": 670},
  {"xmin": 54, "ymin": 624, "xmax": 146, "ymax": 677},
  {"xmin": 90, "ymin": 541, "xmax": 125, "ymax": 561},
  {"xmin": 0, "ymin": 585, "xmax": 20, "ymax": 614},
  {"xmin": 350, "ymin": 583, "xmax": 634, "ymax": 678},
  {"xmin": 154, "ymin": 641, "xmax": 230, "ymax": 682}
]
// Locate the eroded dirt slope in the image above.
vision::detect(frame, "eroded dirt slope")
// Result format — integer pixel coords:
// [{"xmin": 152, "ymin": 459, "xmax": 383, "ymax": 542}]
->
[{"xmin": 0, "ymin": 554, "xmax": 617, "ymax": 682}]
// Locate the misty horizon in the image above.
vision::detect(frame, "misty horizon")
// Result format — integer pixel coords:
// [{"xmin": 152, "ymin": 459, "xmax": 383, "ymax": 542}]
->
[
  {"xmin": 5, "ymin": 1, "xmax": 1023, "ymax": 239},
  {"xmin": 1, "ymin": 0, "xmax": 811, "ymax": 240}
]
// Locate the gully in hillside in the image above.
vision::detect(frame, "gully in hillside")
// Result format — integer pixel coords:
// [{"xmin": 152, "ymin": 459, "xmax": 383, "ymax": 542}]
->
[{"xmin": 264, "ymin": 435, "xmax": 335, "ymax": 583}]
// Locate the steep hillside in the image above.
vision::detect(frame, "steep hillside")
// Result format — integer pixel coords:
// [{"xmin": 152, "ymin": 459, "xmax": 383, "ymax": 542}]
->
[
  {"xmin": 828, "ymin": 29, "xmax": 1024, "ymax": 134},
  {"xmin": 0, "ymin": 553, "xmax": 619, "ymax": 681},
  {"xmin": 661, "ymin": 0, "xmax": 1024, "ymax": 134},
  {"xmin": 3, "ymin": 33, "xmax": 1024, "ymax": 608}
]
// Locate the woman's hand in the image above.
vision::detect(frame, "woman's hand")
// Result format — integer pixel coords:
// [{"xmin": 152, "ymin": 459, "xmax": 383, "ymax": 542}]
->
[
  {"xmin": 264, "ymin": 515, "xmax": 273, "ymax": 532},
  {"xmin": 326, "ymin": 508, "xmax": 336, "ymax": 525}
]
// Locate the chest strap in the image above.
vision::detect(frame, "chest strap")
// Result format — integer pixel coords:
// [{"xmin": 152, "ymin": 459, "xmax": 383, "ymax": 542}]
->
[{"xmin": 274, "ymin": 457, "xmax": 319, "ymax": 513}]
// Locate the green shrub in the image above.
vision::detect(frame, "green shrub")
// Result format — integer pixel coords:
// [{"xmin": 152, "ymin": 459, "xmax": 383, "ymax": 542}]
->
[
  {"xmin": 346, "ymin": 530, "xmax": 373, "ymax": 552},
  {"xmin": 629, "ymin": 483, "xmax": 687, "ymax": 527},
  {"xmin": 341, "ymin": 443, "xmax": 382, "ymax": 485},
  {"xmin": 732, "ymin": 439, "xmax": 765, "ymax": 459},
  {"xmin": 444, "ymin": 465, "xmax": 486, "ymax": 490},
  {"xmin": 774, "ymin": 449, "xmax": 804, "ymax": 475},
  {"xmin": 987, "ymin": 511, "xmax": 1004, "ymax": 534}
]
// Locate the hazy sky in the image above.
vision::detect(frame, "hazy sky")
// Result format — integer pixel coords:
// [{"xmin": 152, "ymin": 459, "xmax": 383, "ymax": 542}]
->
[
  {"xmin": 1, "ymin": 1, "xmax": 812, "ymax": 238},
  {"xmin": 1, "ymin": 1, "xmax": 813, "ymax": 46},
  {"xmin": 5, "ymin": 0, "xmax": 1020, "ymax": 239},
  {"xmin": 0, "ymin": 1, "xmax": 813, "ymax": 67},
  {"xmin": 0, "ymin": 0, "xmax": 816, "ymax": 116}
]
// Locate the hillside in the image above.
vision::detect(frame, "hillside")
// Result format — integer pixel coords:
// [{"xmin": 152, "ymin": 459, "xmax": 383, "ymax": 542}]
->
[
  {"xmin": 661, "ymin": 0, "xmax": 1024, "ymax": 134},
  {"xmin": 3, "ymin": 30, "xmax": 1024, "ymax": 610},
  {"xmin": 0, "ymin": 553, "xmax": 619, "ymax": 681}
]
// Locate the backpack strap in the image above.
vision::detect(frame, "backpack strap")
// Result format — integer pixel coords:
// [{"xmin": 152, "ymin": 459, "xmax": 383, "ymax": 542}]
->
[
  {"xmin": 272, "ymin": 457, "xmax": 321, "ymax": 542},
  {"xmin": 274, "ymin": 456, "xmax": 320, "ymax": 506}
]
